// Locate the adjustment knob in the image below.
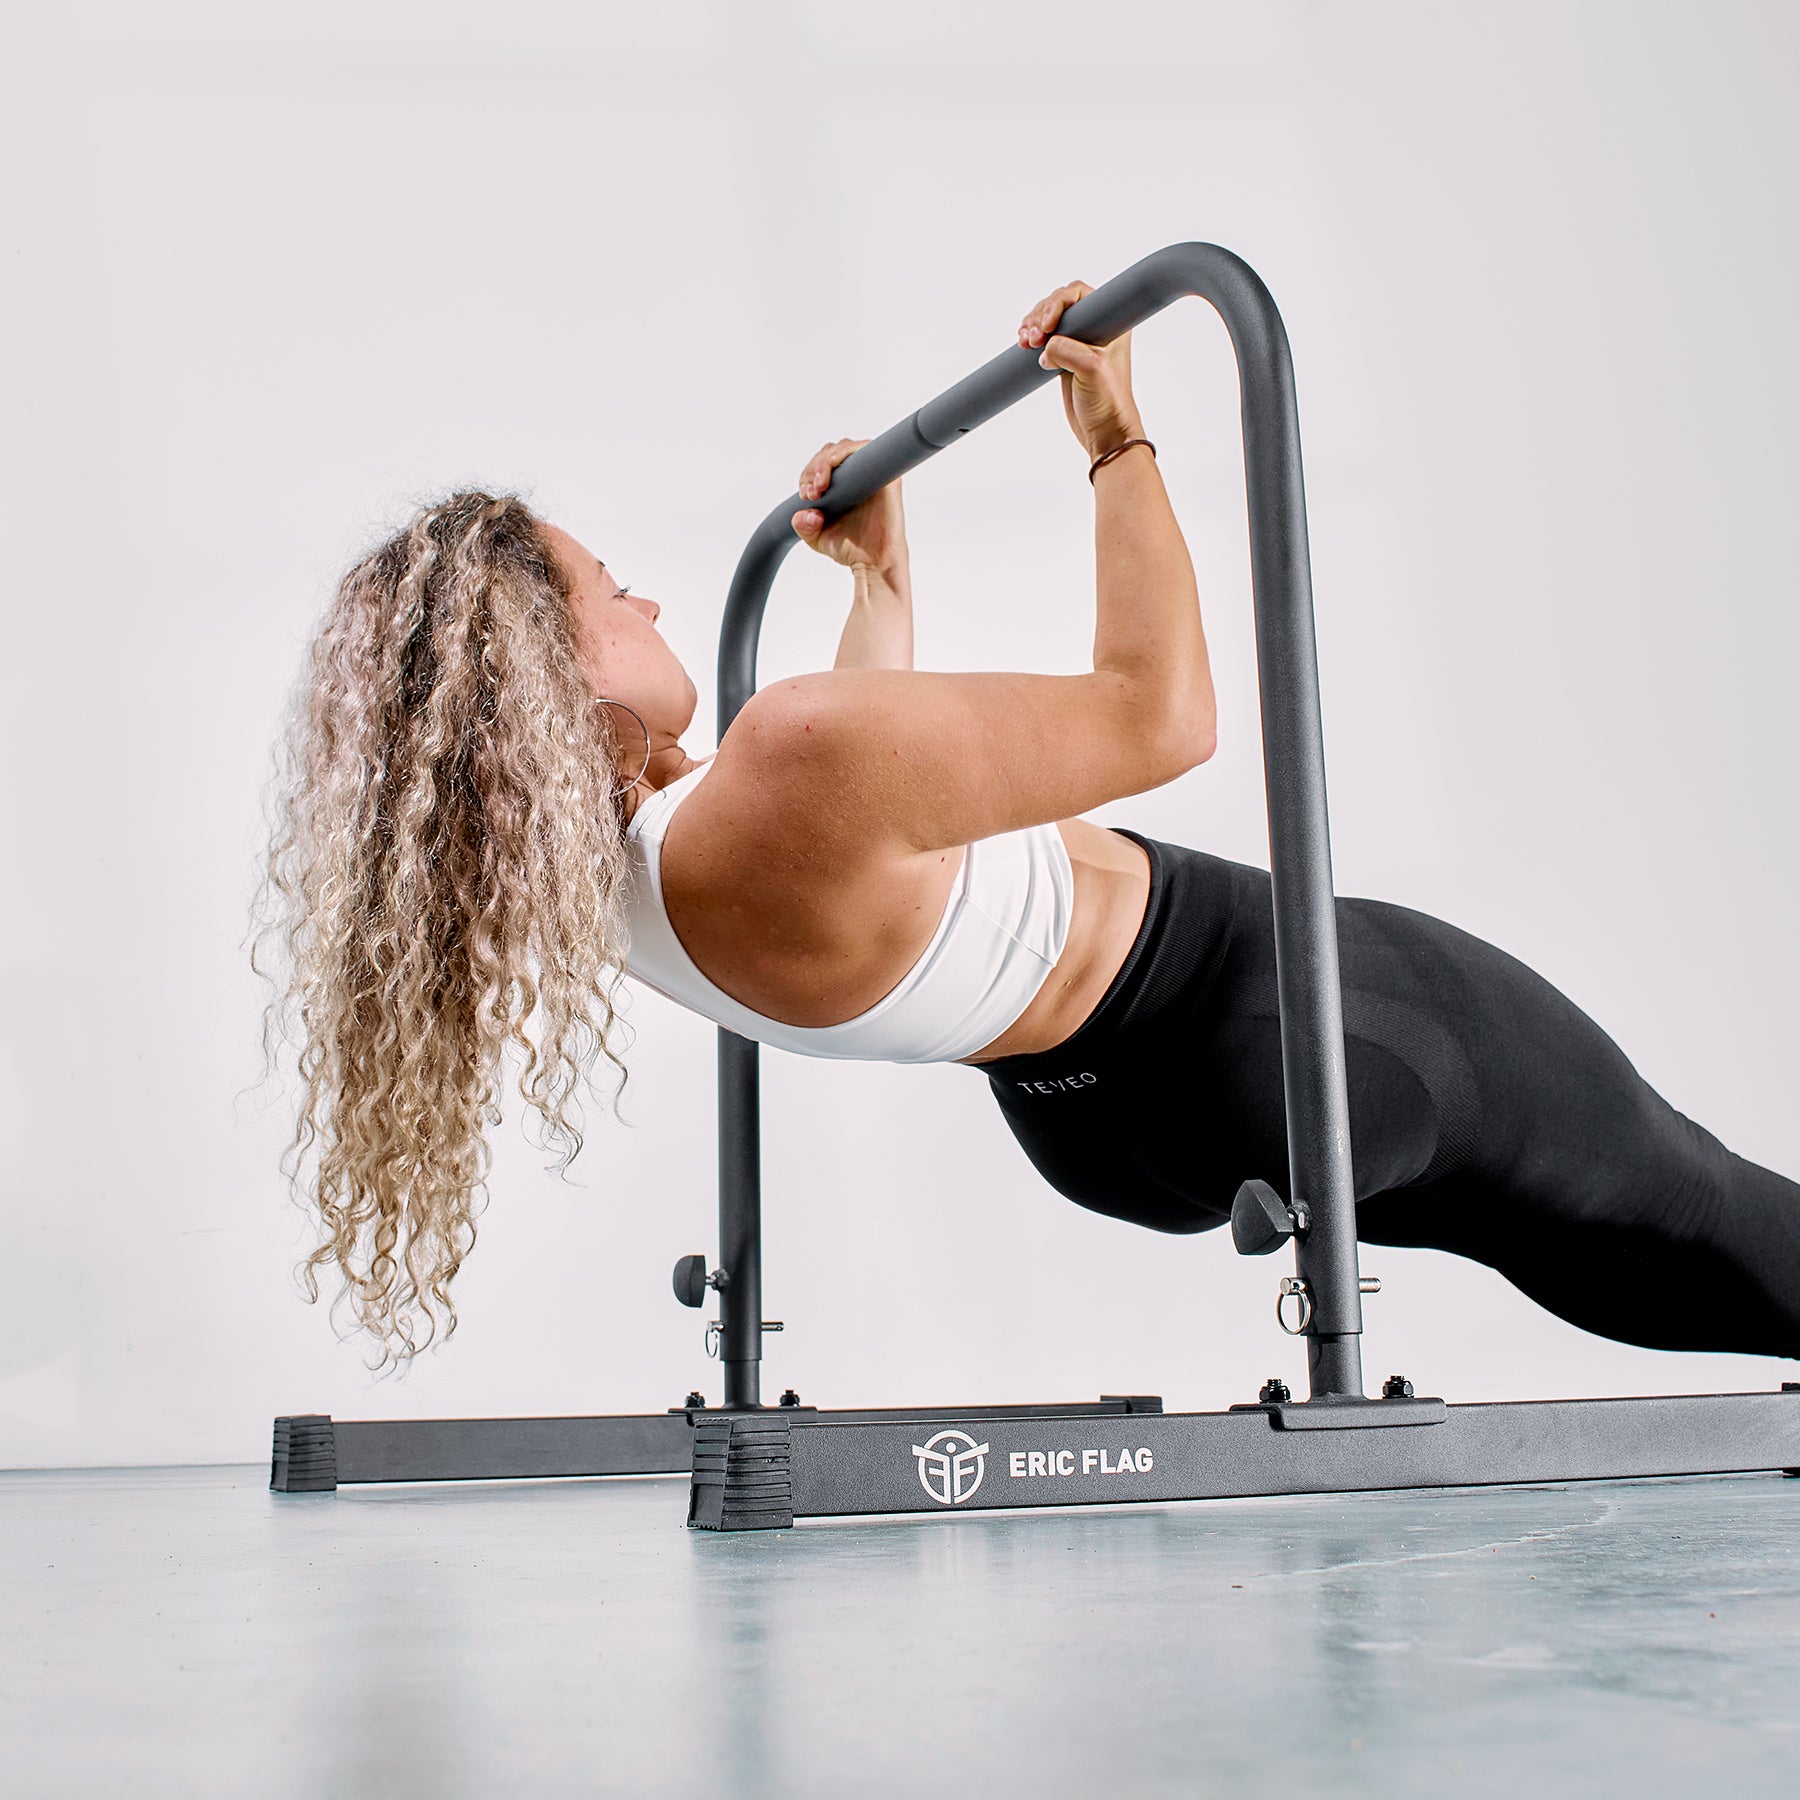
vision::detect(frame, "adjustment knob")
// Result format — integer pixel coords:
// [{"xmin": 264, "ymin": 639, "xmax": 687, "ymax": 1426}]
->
[
  {"xmin": 1231, "ymin": 1179, "xmax": 1308, "ymax": 1256},
  {"xmin": 672, "ymin": 1254, "xmax": 709, "ymax": 1309}
]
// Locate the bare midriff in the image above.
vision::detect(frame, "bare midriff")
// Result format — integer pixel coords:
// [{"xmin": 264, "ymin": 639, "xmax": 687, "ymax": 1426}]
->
[
  {"xmin": 652, "ymin": 791, "xmax": 1152, "ymax": 1065},
  {"xmin": 954, "ymin": 819, "xmax": 1150, "ymax": 1063}
]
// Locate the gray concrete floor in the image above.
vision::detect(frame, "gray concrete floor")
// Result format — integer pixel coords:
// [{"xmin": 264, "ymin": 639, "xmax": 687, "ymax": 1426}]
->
[{"xmin": 4, "ymin": 1466, "xmax": 1797, "ymax": 1798}]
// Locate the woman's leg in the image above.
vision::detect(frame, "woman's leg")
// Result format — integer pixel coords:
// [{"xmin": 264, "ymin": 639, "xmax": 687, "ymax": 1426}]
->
[
  {"xmin": 1336, "ymin": 894, "xmax": 1800, "ymax": 1358},
  {"xmin": 980, "ymin": 833, "xmax": 1800, "ymax": 1359}
]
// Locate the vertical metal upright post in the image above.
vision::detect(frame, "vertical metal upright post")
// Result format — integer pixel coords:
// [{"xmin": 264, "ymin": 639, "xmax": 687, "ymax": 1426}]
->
[
  {"xmin": 713, "ymin": 525, "xmax": 791, "ymax": 1411},
  {"xmin": 715, "ymin": 1029, "xmax": 762, "ymax": 1409},
  {"xmin": 713, "ymin": 244, "xmax": 1364, "ymax": 1408},
  {"xmin": 1235, "ymin": 339, "xmax": 1364, "ymax": 1400}
]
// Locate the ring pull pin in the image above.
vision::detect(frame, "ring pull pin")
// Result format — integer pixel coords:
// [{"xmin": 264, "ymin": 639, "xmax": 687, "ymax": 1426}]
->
[
  {"xmin": 704, "ymin": 1319, "xmax": 784, "ymax": 1360},
  {"xmin": 1276, "ymin": 1276, "xmax": 1313, "ymax": 1336}
]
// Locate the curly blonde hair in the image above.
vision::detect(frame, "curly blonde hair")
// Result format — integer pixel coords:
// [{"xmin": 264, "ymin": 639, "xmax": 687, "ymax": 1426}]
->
[{"xmin": 257, "ymin": 491, "xmax": 637, "ymax": 1368}]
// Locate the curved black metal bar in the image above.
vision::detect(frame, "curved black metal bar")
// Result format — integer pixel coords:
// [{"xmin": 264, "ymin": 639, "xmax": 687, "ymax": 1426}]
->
[{"xmin": 713, "ymin": 242, "xmax": 1364, "ymax": 1408}]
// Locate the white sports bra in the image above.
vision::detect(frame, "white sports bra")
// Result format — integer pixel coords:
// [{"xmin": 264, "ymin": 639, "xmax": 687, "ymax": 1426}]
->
[{"xmin": 622, "ymin": 756, "xmax": 1075, "ymax": 1063}]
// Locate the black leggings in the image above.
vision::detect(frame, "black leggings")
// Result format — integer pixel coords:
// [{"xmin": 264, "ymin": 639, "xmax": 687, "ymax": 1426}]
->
[{"xmin": 977, "ymin": 831, "xmax": 1800, "ymax": 1359}]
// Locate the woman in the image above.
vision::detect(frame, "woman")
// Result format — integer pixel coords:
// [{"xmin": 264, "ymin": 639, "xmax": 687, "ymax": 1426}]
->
[{"xmin": 263, "ymin": 283, "xmax": 1800, "ymax": 1369}]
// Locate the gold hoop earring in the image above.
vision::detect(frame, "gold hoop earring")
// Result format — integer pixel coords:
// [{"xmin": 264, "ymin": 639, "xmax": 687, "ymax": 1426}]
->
[{"xmin": 595, "ymin": 697, "xmax": 652, "ymax": 800}]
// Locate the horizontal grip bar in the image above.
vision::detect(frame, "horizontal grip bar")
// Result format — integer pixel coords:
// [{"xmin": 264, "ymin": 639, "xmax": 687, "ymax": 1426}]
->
[
  {"xmin": 730, "ymin": 244, "xmax": 1281, "ymax": 586},
  {"xmin": 718, "ymin": 242, "xmax": 1293, "ymax": 733}
]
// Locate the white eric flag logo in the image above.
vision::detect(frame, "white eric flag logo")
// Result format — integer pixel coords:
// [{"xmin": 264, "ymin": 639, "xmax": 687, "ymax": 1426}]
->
[{"xmin": 911, "ymin": 1429, "xmax": 990, "ymax": 1506}]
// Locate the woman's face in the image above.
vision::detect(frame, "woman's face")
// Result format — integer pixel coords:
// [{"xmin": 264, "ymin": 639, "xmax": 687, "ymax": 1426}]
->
[{"xmin": 544, "ymin": 522, "xmax": 697, "ymax": 754}]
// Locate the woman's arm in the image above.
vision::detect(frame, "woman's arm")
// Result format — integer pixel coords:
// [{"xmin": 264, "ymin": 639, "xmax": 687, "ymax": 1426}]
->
[
  {"xmin": 833, "ymin": 562, "xmax": 914, "ymax": 671},
  {"xmin": 1024, "ymin": 282, "xmax": 1211, "ymax": 738},
  {"xmin": 712, "ymin": 283, "xmax": 1214, "ymax": 861},
  {"xmin": 793, "ymin": 437, "xmax": 915, "ymax": 672}
]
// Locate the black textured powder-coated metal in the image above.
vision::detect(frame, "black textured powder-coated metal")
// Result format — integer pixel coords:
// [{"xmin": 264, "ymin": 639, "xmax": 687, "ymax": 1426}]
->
[
  {"xmin": 713, "ymin": 243, "xmax": 1365, "ymax": 1406},
  {"xmin": 690, "ymin": 1390, "xmax": 1800, "ymax": 1528}
]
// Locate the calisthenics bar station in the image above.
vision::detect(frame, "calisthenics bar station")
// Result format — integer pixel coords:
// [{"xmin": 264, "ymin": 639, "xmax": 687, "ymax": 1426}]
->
[{"xmin": 271, "ymin": 242, "xmax": 1800, "ymax": 1527}]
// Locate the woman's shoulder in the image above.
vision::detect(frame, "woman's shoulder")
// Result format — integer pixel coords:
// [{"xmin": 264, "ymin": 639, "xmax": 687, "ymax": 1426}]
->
[
  {"xmin": 682, "ymin": 679, "xmax": 864, "ymax": 860},
  {"xmin": 656, "ymin": 682, "xmax": 951, "ymax": 978},
  {"xmin": 668, "ymin": 694, "xmax": 891, "ymax": 898}
]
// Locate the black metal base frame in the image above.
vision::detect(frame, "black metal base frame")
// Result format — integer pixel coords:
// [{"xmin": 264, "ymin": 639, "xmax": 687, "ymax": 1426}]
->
[
  {"xmin": 269, "ymin": 1397, "xmax": 1164, "ymax": 1493},
  {"xmin": 270, "ymin": 1390, "xmax": 1800, "ymax": 1528},
  {"xmin": 689, "ymin": 1391, "xmax": 1800, "ymax": 1531}
]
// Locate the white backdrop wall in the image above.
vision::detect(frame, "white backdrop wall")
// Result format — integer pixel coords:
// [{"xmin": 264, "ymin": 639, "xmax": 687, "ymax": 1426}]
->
[{"xmin": 2, "ymin": 1, "xmax": 1796, "ymax": 1469}]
